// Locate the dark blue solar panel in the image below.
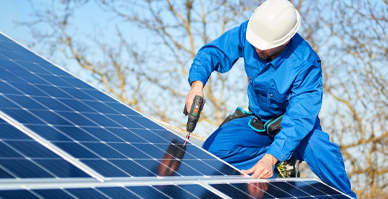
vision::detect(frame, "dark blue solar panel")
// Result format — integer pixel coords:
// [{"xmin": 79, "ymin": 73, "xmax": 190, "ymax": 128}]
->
[
  {"xmin": 30, "ymin": 96, "xmax": 73, "ymax": 111},
  {"xmin": 0, "ymin": 33, "xmax": 241, "ymax": 180},
  {"xmin": 60, "ymin": 87, "xmax": 96, "ymax": 100},
  {"xmin": 0, "ymin": 95, "xmax": 19, "ymax": 109},
  {"xmin": 33, "ymin": 189, "xmax": 74, "ymax": 199},
  {"xmin": 54, "ymin": 142, "xmax": 99, "ymax": 159},
  {"xmin": 0, "ymin": 33, "xmax": 350, "ymax": 199},
  {"xmin": 104, "ymin": 114, "xmax": 144, "ymax": 128},
  {"xmin": 126, "ymin": 186, "xmax": 170, "ymax": 199},
  {"xmin": 54, "ymin": 126, "xmax": 99, "ymax": 141},
  {"xmin": 108, "ymin": 160, "xmax": 155, "ymax": 177},
  {"xmin": 0, "ymin": 159, "xmax": 53, "ymax": 178},
  {"xmin": 2, "ymin": 109, "xmax": 46, "ymax": 124},
  {"xmin": 81, "ymin": 160, "xmax": 130, "ymax": 177},
  {"xmin": 1, "ymin": 185, "xmax": 224, "ymax": 199},
  {"xmin": 10, "ymin": 82, "xmax": 48, "ymax": 96},
  {"xmin": 0, "ymin": 180, "xmax": 349, "ymax": 198},
  {"xmin": 0, "ymin": 81, "xmax": 21, "ymax": 94},
  {"xmin": 81, "ymin": 127, "xmax": 123, "ymax": 142},
  {"xmin": 104, "ymin": 102, "xmax": 141, "ymax": 115},
  {"xmin": 0, "ymin": 120, "xmax": 90, "ymax": 179},
  {"xmin": 0, "ymin": 190, "xmax": 40, "ymax": 199},
  {"xmin": 97, "ymin": 187, "xmax": 140, "ymax": 199},
  {"xmin": 12, "ymin": 71, "xmax": 50, "ymax": 85},
  {"xmin": 56, "ymin": 99, "xmax": 97, "ymax": 112},
  {"xmin": 65, "ymin": 188, "xmax": 109, "ymax": 199},
  {"xmin": 24, "ymin": 125, "xmax": 73, "ymax": 141},
  {"xmin": 104, "ymin": 128, "xmax": 147, "ymax": 142},
  {"xmin": 34, "ymin": 84, "xmax": 73, "ymax": 98},
  {"xmin": 0, "ymin": 121, "xmax": 33, "ymax": 140},
  {"xmin": 5, "ymin": 95, "xmax": 47, "ymax": 110},
  {"xmin": 209, "ymin": 181, "xmax": 350, "ymax": 199}
]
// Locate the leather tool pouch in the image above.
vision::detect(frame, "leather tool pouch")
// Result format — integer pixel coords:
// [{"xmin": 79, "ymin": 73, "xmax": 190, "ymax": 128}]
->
[
  {"xmin": 249, "ymin": 115, "xmax": 283, "ymax": 138},
  {"xmin": 221, "ymin": 107, "xmax": 283, "ymax": 138},
  {"xmin": 219, "ymin": 107, "xmax": 253, "ymax": 127},
  {"xmin": 264, "ymin": 115, "xmax": 283, "ymax": 138}
]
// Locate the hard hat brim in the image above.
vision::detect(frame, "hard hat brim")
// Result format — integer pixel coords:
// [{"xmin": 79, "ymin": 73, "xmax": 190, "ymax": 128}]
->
[{"xmin": 246, "ymin": 9, "xmax": 301, "ymax": 50}]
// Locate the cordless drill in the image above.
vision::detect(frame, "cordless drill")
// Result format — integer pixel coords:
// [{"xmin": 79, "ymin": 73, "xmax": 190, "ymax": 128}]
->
[{"xmin": 183, "ymin": 95, "xmax": 204, "ymax": 143}]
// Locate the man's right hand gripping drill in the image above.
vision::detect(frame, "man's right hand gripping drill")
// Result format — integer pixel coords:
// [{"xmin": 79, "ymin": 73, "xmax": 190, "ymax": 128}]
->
[{"xmin": 185, "ymin": 81, "xmax": 205, "ymax": 113}]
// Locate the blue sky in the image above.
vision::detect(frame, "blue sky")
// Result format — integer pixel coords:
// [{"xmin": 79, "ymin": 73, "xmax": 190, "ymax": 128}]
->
[{"xmin": 0, "ymin": 1, "xmax": 34, "ymax": 45}]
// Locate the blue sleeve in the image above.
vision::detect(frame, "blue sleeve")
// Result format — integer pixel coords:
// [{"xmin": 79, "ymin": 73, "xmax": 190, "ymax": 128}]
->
[
  {"xmin": 188, "ymin": 21, "xmax": 248, "ymax": 85},
  {"xmin": 266, "ymin": 62, "xmax": 323, "ymax": 162}
]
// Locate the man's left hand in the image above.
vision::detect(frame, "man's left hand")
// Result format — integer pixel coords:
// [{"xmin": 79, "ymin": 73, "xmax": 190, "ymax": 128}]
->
[{"xmin": 241, "ymin": 154, "xmax": 278, "ymax": 178}]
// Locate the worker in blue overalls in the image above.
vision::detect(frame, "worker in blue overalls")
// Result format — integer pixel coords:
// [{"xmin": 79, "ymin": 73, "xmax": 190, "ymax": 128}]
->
[{"xmin": 184, "ymin": 0, "xmax": 356, "ymax": 198}]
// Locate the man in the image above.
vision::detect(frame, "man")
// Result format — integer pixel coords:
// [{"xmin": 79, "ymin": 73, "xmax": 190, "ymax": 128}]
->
[{"xmin": 184, "ymin": 0, "xmax": 356, "ymax": 198}]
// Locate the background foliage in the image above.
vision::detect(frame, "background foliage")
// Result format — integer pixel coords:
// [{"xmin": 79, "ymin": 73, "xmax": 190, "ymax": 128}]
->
[{"xmin": 17, "ymin": 0, "xmax": 388, "ymax": 198}]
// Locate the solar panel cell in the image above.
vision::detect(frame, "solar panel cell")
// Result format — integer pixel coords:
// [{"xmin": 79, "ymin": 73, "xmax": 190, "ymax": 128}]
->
[
  {"xmin": 0, "ymin": 159, "xmax": 54, "ymax": 178},
  {"xmin": 126, "ymin": 186, "xmax": 170, "ymax": 199},
  {"xmin": 104, "ymin": 102, "xmax": 141, "ymax": 115},
  {"xmin": 31, "ymin": 96, "xmax": 73, "ymax": 111},
  {"xmin": 58, "ymin": 112, "xmax": 96, "ymax": 126},
  {"xmin": 56, "ymin": 99, "xmax": 96, "ymax": 112},
  {"xmin": 54, "ymin": 142, "xmax": 99, "ymax": 158},
  {"xmin": 178, "ymin": 184, "xmax": 223, "ymax": 199},
  {"xmin": 30, "ymin": 110, "xmax": 74, "ymax": 126},
  {"xmin": 34, "ymin": 159, "xmax": 90, "ymax": 178},
  {"xmin": 108, "ymin": 143, "xmax": 149, "ymax": 159},
  {"xmin": 97, "ymin": 187, "xmax": 141, "ymax": 199},
  {"xmin": 33, "ymin": 189, "xmax": 74, "ymax": 199},
  {"xmin": 10, "ymin": 82, "xmax": 48, "ymax": 96},
  {"xmin": 5, "ymin": 140, "xmax": 59, "ymax": 158},
  {"xmin": 81, "ymin": 127, "xmax": 124, "ymax": 142},
  {"xmin": 5, "ymin": 95, "xmax": 47, "ymax": 110},
  {"xmin": 104, "ymin": 114, "xmax": 144, "ymax": 129},
  {"xmin": 81, "ymin": 160, "xmax": 130, "ymax": 177},
  {"xmin": 65, "ymin": 188, "xmax": 109, "ymax": 199},
  {"xmin": 0, "ymin": 71, "xmax": 26, "ymax": 84},
  {"xmin": 106, "ymin": 128, "xmax": 147, "ymax": 142},
  {"xmin": 0, "ymin": 190, "xmax": 40, "ymax": 199},
  {"xmin": 0, "ymin": 122, "xmax": 33, "ymax": 140},
  {"xmin": 0, "ymin": 95, "xmax": 19, "ymax": 109},
  {"xmin": 35, "ymin": 85, "xmax": 73, "ymax": 98},
  {"xmin": 2, "ymin": 109, "xmax": 45, "ymax": 124},
  {"xmin": 0, "ymin": 142, "xmax": 23, "ymax": 158},
  {"xmin": 82, "ymin": 143, "xmax": 127, "ymax": 158},
  {"xmin": 0, "ymin": 167, "xmax": 13, "ymax": 178},
  {"xmin": 12, "ymin": 71, "xmax": 49, "ymax": 85},
  {"xmin": 109, "ymin": 160, "xmax": 154, "ymax": 177},
  {"xmin": 24, "ymin": 125, "xmax": 73, "ymax": 141},
  {"xmin": 60, "ymin": 87, "xmax": 96, "ymax": 100},
  {"xmin": 54, "ymin": 126, "xmax": 99, "ymax": 141}
]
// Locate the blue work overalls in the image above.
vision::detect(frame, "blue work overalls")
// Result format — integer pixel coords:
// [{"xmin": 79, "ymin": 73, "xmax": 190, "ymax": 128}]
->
[{"xmin": 189, "ymin": 20, "xmax": 356, "ymax": 198}]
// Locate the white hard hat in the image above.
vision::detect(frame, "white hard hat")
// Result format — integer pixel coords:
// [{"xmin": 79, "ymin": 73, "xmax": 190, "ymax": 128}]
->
[{"xmin": 246, "ymin": 0, "xmax": 301, "ymax": 50}]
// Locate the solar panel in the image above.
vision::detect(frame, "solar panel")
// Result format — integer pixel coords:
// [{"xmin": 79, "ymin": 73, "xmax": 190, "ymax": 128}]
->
[
  {"xmin": 0, "ymin": 118, "xmax": 90, "ymax": 179},
  {"xmin": 0, "ymin": 32, "xmax": 352, "ymax": 198}
]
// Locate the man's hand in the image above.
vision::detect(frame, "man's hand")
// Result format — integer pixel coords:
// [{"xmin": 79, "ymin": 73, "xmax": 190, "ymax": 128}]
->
[
  {"xmin": 185, "ymin": 81, "xmax": 205, "ymax": 113},
  {"xmin": 241, "ymin": 154, "xmax": 278, "ymax": 178}
]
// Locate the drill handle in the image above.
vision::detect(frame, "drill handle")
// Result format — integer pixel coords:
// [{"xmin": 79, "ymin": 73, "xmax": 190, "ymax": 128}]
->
[
  {"xmin": 183, "ymin": 104, "xmax": 189, "ymax": 116},
  {"xmin": 183, "ymin": 95, "xmax": 204, "ymax": 116}
]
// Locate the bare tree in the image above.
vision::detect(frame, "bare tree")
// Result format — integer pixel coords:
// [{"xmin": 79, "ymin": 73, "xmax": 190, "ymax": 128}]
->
[
  {"xmin": 21, "ymin": 0, "xmax": 388, "ymax": 197},
  {"xmin": 22, "ymin": 0, "xmax": 257, "ymax": 133},
  {"xmin": 317, "ymin": 0, "xmax": 388, "ymax": 198}
]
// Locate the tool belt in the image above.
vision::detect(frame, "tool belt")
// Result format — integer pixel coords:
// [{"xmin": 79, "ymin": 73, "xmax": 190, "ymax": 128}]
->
[{"xmin": 220, "ymin": 107, "xmax": 283, "ymax": 138}]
